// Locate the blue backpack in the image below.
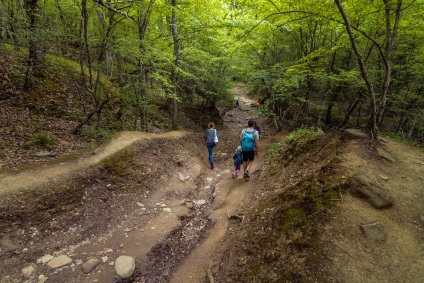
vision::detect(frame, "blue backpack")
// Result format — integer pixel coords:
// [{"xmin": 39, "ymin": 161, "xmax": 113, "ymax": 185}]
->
[{"xmin": 241, "ymin": 129, "xmax": 256, "ymax": 151}]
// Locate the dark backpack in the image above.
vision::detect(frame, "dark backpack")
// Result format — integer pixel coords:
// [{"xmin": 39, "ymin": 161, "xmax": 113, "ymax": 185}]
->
[{"xmin": 241, "ymin": 129, "xmax": 256, "ymax": 151}]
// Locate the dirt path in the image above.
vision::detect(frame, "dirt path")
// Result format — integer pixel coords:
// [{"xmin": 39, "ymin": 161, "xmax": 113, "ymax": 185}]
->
[
  {"xmin": 169, "ymin": 85, "xmax": 273, "ymax": 282},
  {"xmin": 0, "ymin": 84, "xmax": 275, "ymax": 282},
  {"xmin": 0, "ymin": 131, "xmax": 187, "ymax": 194}
]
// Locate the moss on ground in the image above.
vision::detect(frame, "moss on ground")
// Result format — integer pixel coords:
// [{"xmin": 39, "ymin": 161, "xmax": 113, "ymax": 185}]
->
[{"xmin": 265, "ymin": 128, "xmax": 324, "ymax": 176}]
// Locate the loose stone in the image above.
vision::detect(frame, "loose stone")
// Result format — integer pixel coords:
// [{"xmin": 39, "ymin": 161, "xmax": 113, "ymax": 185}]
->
[
  {"xmin": 81, "ymin": 258, "xmax": 101, "ymax": 274},
  {"xmin": 21, "ymin": 264, "xmax": 36, "ymax": 277},
  {"xmin": 115, "ymin": 255, "xmax": 135, "ymax": 279},
  {"xmin": 47, "ymin": 255, "xmax": 73, "ymax": 269}
]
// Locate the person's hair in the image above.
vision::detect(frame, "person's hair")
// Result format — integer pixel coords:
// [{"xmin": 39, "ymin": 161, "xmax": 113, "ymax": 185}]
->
[
  {"xmin": 208, "ymin": 122, "xmax": 215, "ymax": 129},
  {"xmin": 248, "ymin": 119, "xmax": 255, "ymax": 127}
]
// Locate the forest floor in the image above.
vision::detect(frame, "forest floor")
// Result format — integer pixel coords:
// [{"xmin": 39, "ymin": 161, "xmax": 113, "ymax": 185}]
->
[{"xmin": 0, "ymin": 84, "xmax": 423, "ymax": 283}]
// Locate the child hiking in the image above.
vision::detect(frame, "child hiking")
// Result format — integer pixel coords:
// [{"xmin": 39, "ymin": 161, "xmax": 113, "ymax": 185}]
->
[
  {"xmin": 232, "ymin": 146, "xmax": 243, "ymax": 179},
  {"xmin": 240, "ymin": 119, "xmax": 259, "ymax": 179}
]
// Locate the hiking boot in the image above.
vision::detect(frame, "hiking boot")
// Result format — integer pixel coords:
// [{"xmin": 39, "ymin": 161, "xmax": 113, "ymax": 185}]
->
[
  {"xmin": 243, "ymin": 172, "xmax": 249, "ymax": 179},
  {"xmin": 245, "ymin": 170, "xmax": 250, "ymax": 179},
  {"xmin": 232, "ymin": 172, "xmax": 236, "ymax": 179},
  {"xmin": 211, "ymin": 164, "xmax": 214, "ymax": 170}
]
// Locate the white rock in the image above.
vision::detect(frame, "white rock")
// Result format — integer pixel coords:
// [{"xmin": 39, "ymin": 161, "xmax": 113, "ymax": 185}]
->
[
  {"xmin": 21, "ymin": 264, "xmax": 36, "ymax": 277},
  {"xmin": 178, "ymin": 172, "xmax": 185, "ymax": 182},
  {"xmin": 102, "ymin": 256, "xmax": 109, "ymax": 263},
  {"xmin": 163, "ymin": 208, "xmax": 172, "ymax": 213},
  {"xmin": 380, "ymin": 175, "xmax": 390, "ymax": 181},
  {"xmin": 47, "ymin": 255, "xmax": 73, "ymax": 269},
  {"xmin": 37, "ymin": 254, "xmax": 54, "ymax": 264},
  {"xmin": 137, "ymin": 203, "xmax": 144, "ymax": 207},
  {"xmin": 115, "ymin": 255, "xmax": 135, "ymax": 279},
  {"xmin": 38, "ymin": 275, "xmax": 48, "ymax": 283},
  {"xmin": 193, "ymin": 199, "xmax": 206, "ymax": 205}
]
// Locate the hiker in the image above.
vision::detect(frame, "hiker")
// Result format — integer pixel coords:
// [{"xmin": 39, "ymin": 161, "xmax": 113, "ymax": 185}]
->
[
  {"xmin": 205, "ymin": 122, "xmax": 218, "ymax": 169},
  {"xmin": 254, "ymin": 121, "xmax": 261, "ymax": 138},
  {"xmin": 240, "ymin": 119, "xmax": 259, "ymax": 179},
  {"xmin": 235, "ymin": 97, "xmax": 240, "ymax": 108},
  {"xmin": 232, "ymin": 145, "xmax": 243, "ymax": 179}
]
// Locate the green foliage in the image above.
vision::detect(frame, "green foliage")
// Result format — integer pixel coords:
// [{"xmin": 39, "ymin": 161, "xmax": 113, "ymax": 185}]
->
[
  {"xmin": 80, "ymin": 129, "xmax": 114, "ymax": 144},
  {"xmin": 23, "ymin": 133, "xmax": 55, "ymax": 149},
  {"xmin": 380, "ymin": 131, "xmax": 423, "ymax": 149},
  {"xmin": 1, "ymin": 0, "xmax": 424, "ymax": 143},
  {"xmin": 102, "ymin": 150, "xmax": 134, "ymax": 177},
  {"xmin": 267, "ymin": 128, "xmax": 323, "ymax": 161}
]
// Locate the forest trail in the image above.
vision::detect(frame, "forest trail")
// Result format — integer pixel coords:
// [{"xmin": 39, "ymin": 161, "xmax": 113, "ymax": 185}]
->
[
  {"xmin": 1, "ymin": 83, "xmax": 423, "ymax": 283},
  {"xmin": 0, "ymin": 131, "xmax": 187, "ymax": 194},
  {"xmin": 169, "ymin": 88, "xmax": 274, "ymax": 282},
  {"xmin": 0, "ymin": 83, "xmax": 276, "ymax": 282}
]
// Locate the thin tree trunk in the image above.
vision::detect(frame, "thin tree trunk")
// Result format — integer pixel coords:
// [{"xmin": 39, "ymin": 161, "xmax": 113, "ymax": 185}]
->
[
  {"xmin": 340, "ymin": 98, "xmax": 361, "ymax": 129},
  {"xmin": 334, "ymin": 0, "xmax": 378, "ymax": 139},
  {"xmin": 170, "ymin": 0, "xmax": 179, "ymax": 130},
  {"xmin": 74, "ymin": 0, "xmax": 111, "ymax": 133},
  {"xmin": 0, "ymin": 0, "xmax": 4, "ymax": 57},
  {"xmin": 24, "ymin": 0, "xmax": 45, "ymax": 90},
  {"xmin": 377, "ymin": 0, "xmax": 402, "ymax": 126}
]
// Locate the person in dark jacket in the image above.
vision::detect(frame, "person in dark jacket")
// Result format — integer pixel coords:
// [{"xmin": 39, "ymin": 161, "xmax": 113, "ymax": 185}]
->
[{"xmin": 205, "ymin": 122, "xmax": 218, "ymax": 169}]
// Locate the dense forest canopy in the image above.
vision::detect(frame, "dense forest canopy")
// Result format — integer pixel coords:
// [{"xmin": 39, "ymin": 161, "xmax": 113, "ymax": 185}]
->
[{"xmin": 0, "ymin": 0, "xmax": 423, "ymax": 143}]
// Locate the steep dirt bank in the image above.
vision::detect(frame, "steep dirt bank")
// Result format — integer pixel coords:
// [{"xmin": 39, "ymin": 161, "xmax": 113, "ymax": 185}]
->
[{"xmin": 209, "ymin": 129, "xmax": 424, "ymax": 282}]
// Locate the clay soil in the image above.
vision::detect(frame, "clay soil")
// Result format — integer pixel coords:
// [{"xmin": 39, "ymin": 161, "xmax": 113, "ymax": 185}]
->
[{"xmin": 1, "ymin": 86, "xmax": 423, "ymax": 283}]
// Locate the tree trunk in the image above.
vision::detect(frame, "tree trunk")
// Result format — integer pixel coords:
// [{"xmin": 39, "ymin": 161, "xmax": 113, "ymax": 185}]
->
[
  {"xmin": 24, "ymin": 0, "xmax": 45, "ymax": 90},
  {"xmin": 0, "ymin": 2, "xmax": 4, "ymax": 57},
  {"xmin": 334, "ymin": 0, "xmax": 378, "ymax": 139},
  {"xmin": 170, "ymin": 0, "xmax": 179, "ymax": 130},
  {"xmin": 377, "ymin": 0, "xmax": 402, "ymax": 126},
  {"xmin": 74, "ymin": 0, "xmax": 112, "ymax": 134}
]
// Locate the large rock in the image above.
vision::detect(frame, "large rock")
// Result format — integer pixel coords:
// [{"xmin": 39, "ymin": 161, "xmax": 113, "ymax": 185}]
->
[
  {"xmin": 37, "ymin": 254, "xmax": 54, "ymax": 264},
  {"xmin": 361, "ymin": 223, "xmax": 387, "ymax": 241},
  {"xmin": 81, "ymin": 258, "xmax": 101, "ymax": 274},
  {"xmin": 115, "ymin": 255, "xmax": 135, "ymax": 279},
  {"xmin": 47, "ymin": 255, "xmax": 73, "ymax": 269},
  {"xmin": 350, "ymin": 174, "xmax": 393, "ymax": 209},
  {"xmin": 376, "ymin": 147, "xmax": 395, "ymax": 162},
  {"xmin": 21, "ymin": 264, "xmax": 36, "ymax": 277}
]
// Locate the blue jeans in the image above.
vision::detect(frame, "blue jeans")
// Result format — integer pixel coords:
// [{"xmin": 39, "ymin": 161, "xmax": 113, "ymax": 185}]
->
[{"xmin": 207, "ymin": 142, "xmax": 215, "ymax": 165}]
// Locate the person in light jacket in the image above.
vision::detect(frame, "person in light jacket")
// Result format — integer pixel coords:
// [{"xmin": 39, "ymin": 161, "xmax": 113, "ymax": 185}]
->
[{"xmin": 205, "ymin": 122, "xmax": 218, "ymax": 169}]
